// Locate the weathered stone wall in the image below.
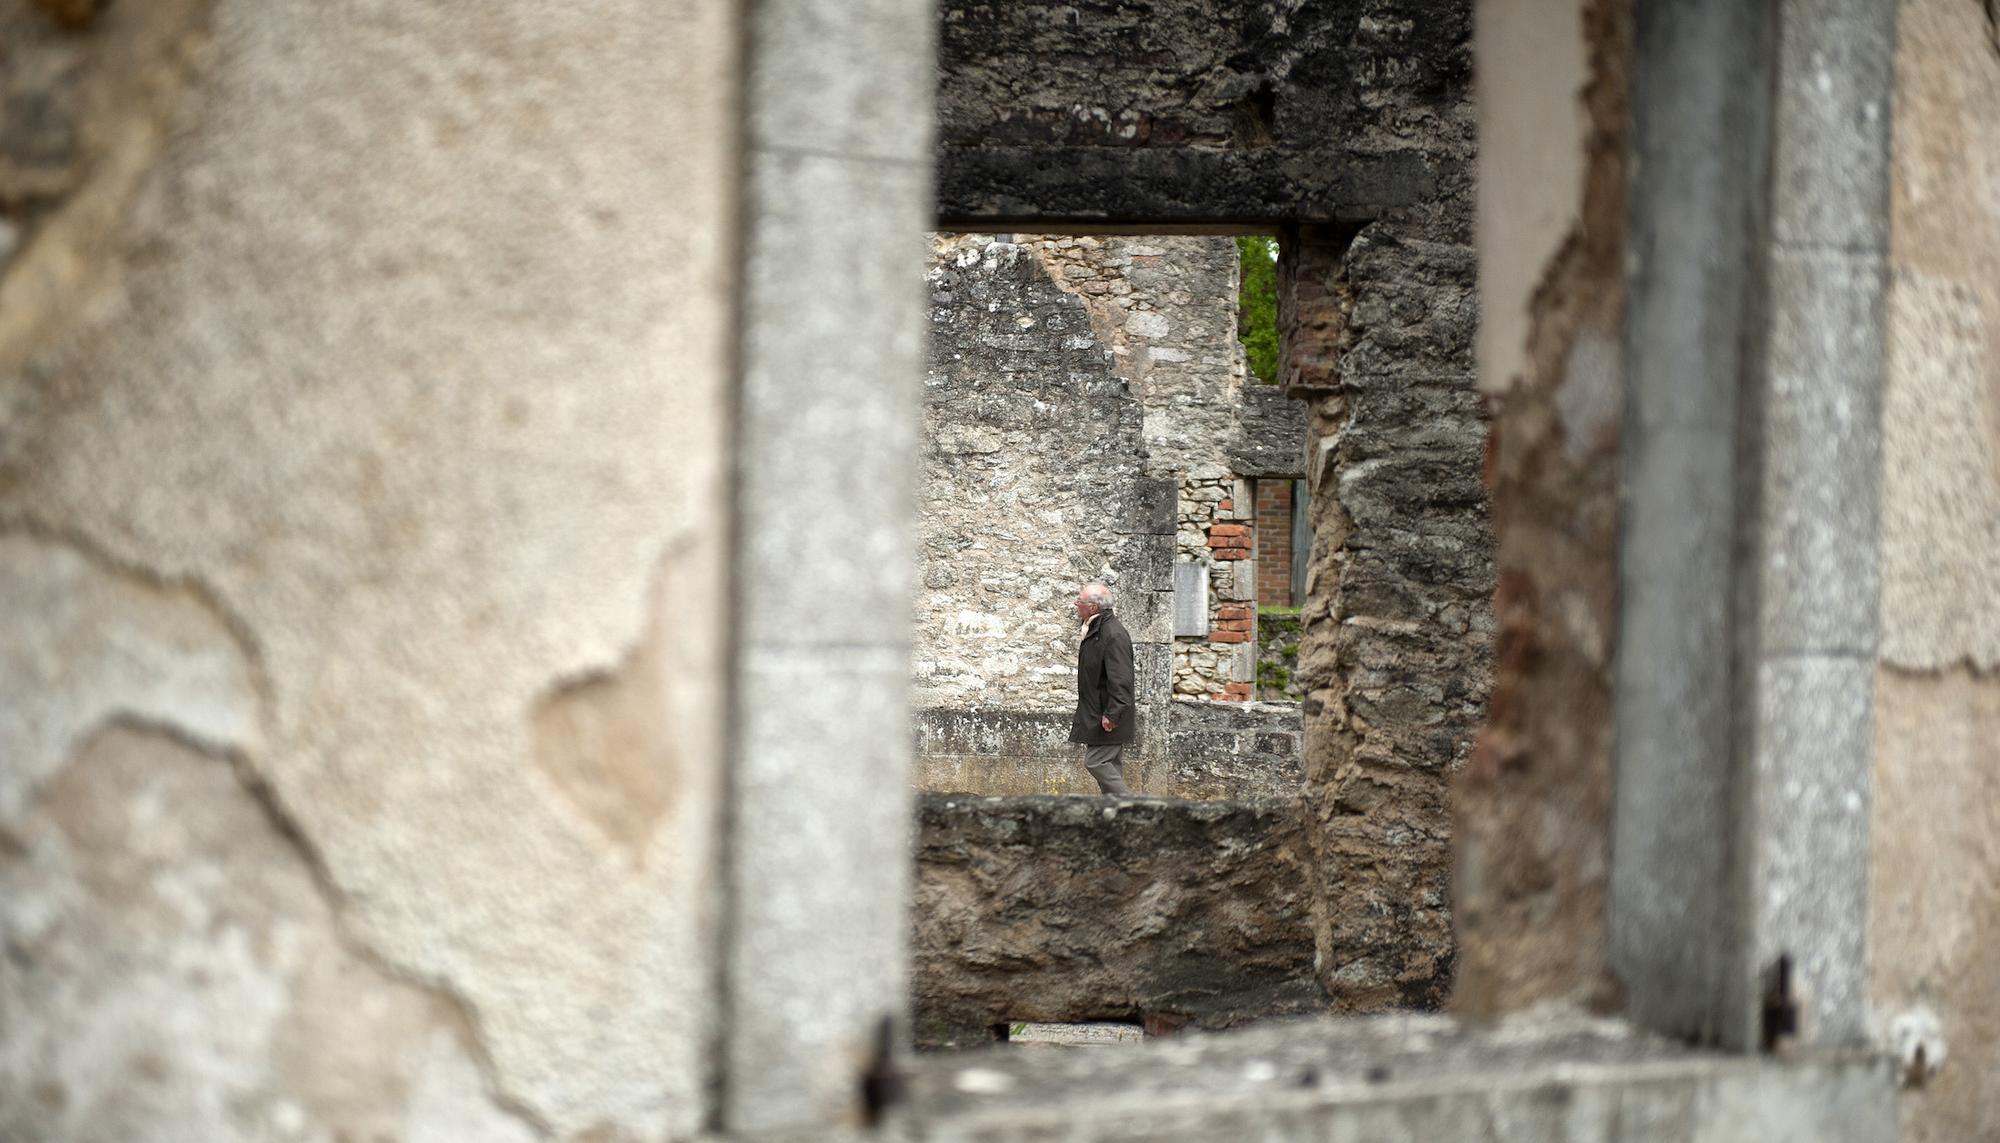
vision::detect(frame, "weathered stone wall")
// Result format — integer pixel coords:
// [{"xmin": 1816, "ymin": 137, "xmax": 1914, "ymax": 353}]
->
[
  {"xmin": 916, "ymin": 235, "xmax": 1171, "ymax": 713},
  {"xmin": 935, "ymin": 0, "xmax": 1472, "ymax": 226},
  {"xmin": 1278, "ymin": 41, "xmax": 1491, "ymax": 1011},
  {"xmin": 0, "ymin": 1, "xmax": 737, "ymax": 1137},
  {"xmin": 1874, "ymin": 3, "xmax": 2000, "ymax": 1136},
  {"xmin": 935, "ymin": 0, "xmax": 1491, "ymax": 1010},
  {"xmin": 917, "ymin": 233, "xmax": 1311, "ymax": 792},
  {"xmin": 913, "ymin": 702, "xmax": 1301, "ymax": 801},
  {"xmin": 912, "ymin": 794, "xmax": 1323, "ymax": 1047}
]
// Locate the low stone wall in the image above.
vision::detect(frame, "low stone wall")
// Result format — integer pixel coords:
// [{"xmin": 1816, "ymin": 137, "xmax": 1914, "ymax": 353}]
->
[
  {"xmin": 913, "ymin": 701, "xmax": 1302, "ymax": 799},
  {"xmin": 913, "ymin": 708, "xmax": 1133, "ymax": 796},
  {"xmin": 1155, "ymin": 699, "xmax": 1302, "ymax": 799},
  {"xmin": 912, "ymin": 795, "xmax": 1324, "ymax": 1047}
]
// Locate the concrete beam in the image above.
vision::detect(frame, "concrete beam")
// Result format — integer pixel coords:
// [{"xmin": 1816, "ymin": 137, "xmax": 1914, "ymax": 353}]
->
[
  {"xmin": 896, "ymin": 1014, "xmax": 1895, "ymax": 1143},
  {"xmin": 722, "ymin": 0, "xmax": 936, "ymax": 1131},
  {"xmin": 1612, "ymin": 0, "xmax": 1893, "ymax": 1049}
]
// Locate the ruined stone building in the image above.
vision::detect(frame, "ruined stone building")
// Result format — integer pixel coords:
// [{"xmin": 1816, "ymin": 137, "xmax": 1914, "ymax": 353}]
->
[
  {"xmin": 915, "ymin": 232, "xmax": 1319, "ymax": 799},
  {"xmin": 5, "ymin": 0, "xmax": 1999, "ymax": 1140}
]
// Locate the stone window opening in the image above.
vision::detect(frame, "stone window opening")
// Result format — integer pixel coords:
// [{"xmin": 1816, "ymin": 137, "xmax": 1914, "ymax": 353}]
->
[
  {"xmin": 914, "ymin": 231, "xmax": 1307, "ymax": 803},
  {"xmin": 908, "ymin": 209, "xmax": 1487, "ymax": 1046}
]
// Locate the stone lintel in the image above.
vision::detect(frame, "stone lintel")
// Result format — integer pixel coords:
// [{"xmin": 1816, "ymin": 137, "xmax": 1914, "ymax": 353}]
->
[{"xmin": 893, "ymin": 1014, "xmax": 1894, "ymax": 1143}]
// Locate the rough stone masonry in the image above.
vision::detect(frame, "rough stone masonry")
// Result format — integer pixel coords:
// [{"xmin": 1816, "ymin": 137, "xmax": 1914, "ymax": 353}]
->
[
  {"xmin": 915, "ymin": 232, "xmax": 1310, "ymax": 799},
  {"xmin": 934, "ymin": 0, "xmax": 1494, "ymax": 1013}
]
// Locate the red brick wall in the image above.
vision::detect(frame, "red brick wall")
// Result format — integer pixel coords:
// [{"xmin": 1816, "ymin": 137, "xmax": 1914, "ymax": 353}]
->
[{"xmin": 1254, "ymin": 479, "xmax": 1294, "ymax": 606}]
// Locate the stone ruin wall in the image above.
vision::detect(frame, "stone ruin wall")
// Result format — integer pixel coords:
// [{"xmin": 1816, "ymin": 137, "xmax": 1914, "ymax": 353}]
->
[
  {"xmin": 1873, "ymin": 2, "xmax": 2000, "ymax": 1136},
  {"xmin": 916, "ymin": 234, "xmax": 1166, "ymax": 716},
  {"xmin": 916, "ymin": 233, "xmax": 1309, "ymax": 799},
  {"xmin": 919, "ymin": 0, "xmax": 1492, "ymax": 1007}
]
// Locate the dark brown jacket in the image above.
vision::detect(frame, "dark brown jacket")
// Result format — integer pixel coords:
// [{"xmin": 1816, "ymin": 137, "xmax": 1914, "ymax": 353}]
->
[{"xmin": 1068, "ymin": 610, "xmax": 1137, "ymax": 746}]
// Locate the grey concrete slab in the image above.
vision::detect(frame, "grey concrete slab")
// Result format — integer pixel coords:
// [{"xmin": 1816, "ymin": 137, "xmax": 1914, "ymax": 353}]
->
[
  {"xmin": 1757, "ymin": 247, "xmax": 1885, "ymax": 655},
  {"xmin": 1748, "ymin": 654, "xmax": 1876, "ymax": 1047},
  {"xmin": 726, "ymin": 0, "xmax": 934, "ymax": 1128},
  {"xmin": 1767, "ymin": 0, "xmax": 1897, "ymax": 252},
  {"xmin": 1736, "ymin": 0, "xmax": 1893, "ymax": 1057},
  {"xmin": 1616, "ymin": 0, "xmax": 1896, "ymax": 1055},
  {"xmin": 897, "ymin": 1014, "xmax": 1895, "ymax": 1143},
  {"xmin": 1614, "ymin": 0, "xmax": 1776, "ymax": 1049},
  {"xmin": 736, "ymin": 149, "xmax": 930, "ymax": 651},
  {"xmin": 724, "ymin": 646, "xmax": 914, "ymax": 1132},
  {"xmin": 745, "ymin": 0, "xmax": 934, "ymax": 163}
]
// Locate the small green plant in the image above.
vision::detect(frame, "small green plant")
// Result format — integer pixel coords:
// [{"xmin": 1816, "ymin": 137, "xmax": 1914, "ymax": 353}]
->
[{"xmin": 1256, "ymin": 660, "xmax": 1292, "ymax": 691}]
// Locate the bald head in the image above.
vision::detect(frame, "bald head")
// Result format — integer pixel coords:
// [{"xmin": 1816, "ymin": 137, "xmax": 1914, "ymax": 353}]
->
[{"xmin": 1074, "ymin": 582, "xmax": 1113, "ymax": 622}]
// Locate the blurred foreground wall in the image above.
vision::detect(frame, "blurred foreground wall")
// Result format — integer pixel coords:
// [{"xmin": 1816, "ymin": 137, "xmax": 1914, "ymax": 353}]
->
[
  {"xmin": 1874, "ymin": 0, "xmax": 2000, "ymax": 1137},
  {"xmin": 0, "ymin": 2, "xmax": 737, "ymax": 1138}
]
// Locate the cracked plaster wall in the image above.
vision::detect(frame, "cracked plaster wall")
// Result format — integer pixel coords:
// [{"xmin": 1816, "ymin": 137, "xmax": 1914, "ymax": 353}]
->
[
  {"xmin": 0, "ymin": 0, "xmax": 737, "ymax": 1138},
  {"xmin": 1874, "ymin": 2, "xmax": 2000, "ymax": 1137}
]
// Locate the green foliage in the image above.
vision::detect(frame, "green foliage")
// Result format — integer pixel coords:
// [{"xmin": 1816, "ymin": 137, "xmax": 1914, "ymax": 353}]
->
[
  {"xmin": 1256, "ymin": 660, "xmax": 1292, "ymax": 691},
  {"xmin": 1235, "ymin": 235, "xmax": 1280, "ymax": 385},
  {"xmin": 1256, "ymin": 603, "xmax": 1301, "ymax": 617}
]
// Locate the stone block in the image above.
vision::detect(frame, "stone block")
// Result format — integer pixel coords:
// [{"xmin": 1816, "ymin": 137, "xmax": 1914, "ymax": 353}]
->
[
  {"xmin": 1230, "ymin": 384, "xmax": 1310, "ymax": 477},
  {"xmin": 1229, "ymin": 642, "xmax": 1254, "ymax": 683},
  {"xmin": 1757, "ymin": 247, "xmax": 1883, "ymax": 656},
  {"xmin": 1767, "ymin": 0, "xmax": 1895, "ymax": 252},
  {"xmin": 1133, "ymin": 643, "xmax": 1175, "ymax": 709},
  {"xmin": 912, "ymin": 795, "xmax": 1322, "ymax": 1047},
  {"xmin": 747, "ymin": 0, "xmax": 934, "ymax": 162},
  {"xmin": 1172, "ymin": 563, "xmax": 1209, "ymax": 636},
  {"xmin": 1121, "ymin": 588, "xmax": 1175, "ymax": 645},
  {"xmin": 914, "ymin": 708, "xmax": 1073, "ymax": 759},
  {"xmin": 1121, "ymin": 532, "xmax": 1176, "ymax": 592},
  {"xmin": 1119, "ymin": 476, "xmax": 1180, "ymax": 535},
  {"xmin": 1748, "ymin": 654, "xmax": 1875, "ymax": 1046},
  {"xmin": 729, "ymin": 646, "xmax": 911, "ymax": 1128},
  {"xmin": 1217, "ymin": 558, "xmax": 1256, "ymax": 602},
  {"xmin": 903, "ymin": 1014, "xmax": 1896, "ymax": 1143},
  {"xmin": 739, "ymin": 149, "xmax": 929, "ymax": 649}
]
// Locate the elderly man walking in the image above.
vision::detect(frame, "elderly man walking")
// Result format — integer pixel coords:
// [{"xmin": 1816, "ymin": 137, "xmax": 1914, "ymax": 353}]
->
[{"xmin": 1069, "ymin": 582, "xmax": 1137, "ymax": 794}]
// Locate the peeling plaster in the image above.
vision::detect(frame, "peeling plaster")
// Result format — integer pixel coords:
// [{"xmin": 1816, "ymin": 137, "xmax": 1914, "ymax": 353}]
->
[
  {"xmin": 0, "ymin": 529, "xmax": 262, "ymax": 819},
  {"xmin": 0, "ymin": 722, "xmax": 541, "ymax": 1143},
  {"xmin": 0, "ymin": 0, "xmax": 737, "ymax": 1134}
]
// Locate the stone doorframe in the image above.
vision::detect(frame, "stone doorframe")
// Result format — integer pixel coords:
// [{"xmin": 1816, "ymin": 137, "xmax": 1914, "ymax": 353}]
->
[{"xmin": 718, "ymin": 0, "xmax": 1896, "ymax": 1136}]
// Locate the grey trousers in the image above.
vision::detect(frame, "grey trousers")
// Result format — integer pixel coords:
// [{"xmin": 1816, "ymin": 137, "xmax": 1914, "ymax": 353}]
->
[{"xmin": 1083, "ymin": 744, "xmax": 1132, "ymax": 795}]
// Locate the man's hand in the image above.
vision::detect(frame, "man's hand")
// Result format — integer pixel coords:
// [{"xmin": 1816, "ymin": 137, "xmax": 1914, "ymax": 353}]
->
[{"xmin": 1100, "ymin": 716, "xmax": 1117, "ymax": 733}]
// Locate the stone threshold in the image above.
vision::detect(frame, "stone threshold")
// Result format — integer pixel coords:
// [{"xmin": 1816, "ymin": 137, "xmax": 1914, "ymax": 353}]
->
[{"xmin": 716, "ymin": 1013, "xmax": 1895, "ymax": 1143}]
